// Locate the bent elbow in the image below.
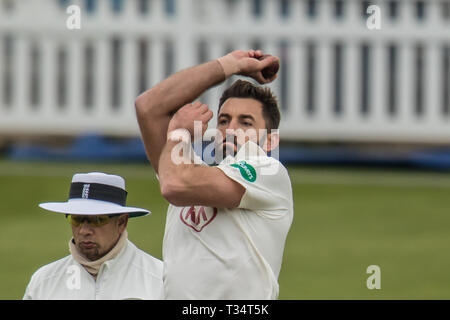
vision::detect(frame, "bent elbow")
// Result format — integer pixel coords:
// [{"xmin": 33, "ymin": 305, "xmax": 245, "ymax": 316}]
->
[
  {"xmin": 134, "ymin": 95, "xmax": 148, "ymax": 118},
  {"xmin": 160, "ymin": 182, "xmax": 175, "ymax": 204},
  {"xmin": 160, "ymin": 180, "xmax": 187, "ymax": 207},
  {"xmin": 135, "ymin": 87, "xmax": 162, "ymax": 115}
]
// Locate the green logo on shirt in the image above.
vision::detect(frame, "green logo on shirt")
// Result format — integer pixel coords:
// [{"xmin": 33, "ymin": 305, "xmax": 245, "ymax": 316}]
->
[{"xmin": 230, "ymin": 161, "xmax": 257, "ymax": 182}]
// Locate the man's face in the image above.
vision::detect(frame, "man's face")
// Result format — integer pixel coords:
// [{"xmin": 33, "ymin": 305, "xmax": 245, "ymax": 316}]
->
[
  {"xmin": 70, "ymin": 214, "xmax": 128, "ymax": 261},
  {"xmin": 216, "ymin": 98, "xmax": 268, "ymax": 157}
]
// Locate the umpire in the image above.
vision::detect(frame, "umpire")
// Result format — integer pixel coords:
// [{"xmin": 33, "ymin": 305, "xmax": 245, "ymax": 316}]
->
[{"xmin": 23, "ymin": 172, "xmax": 163, "ymax": 300}]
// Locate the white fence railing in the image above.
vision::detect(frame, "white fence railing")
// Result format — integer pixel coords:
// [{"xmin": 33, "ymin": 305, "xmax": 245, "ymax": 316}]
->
[{"xmin": 0, "ymin": 0, "xmax": 450, "ymax": 143}]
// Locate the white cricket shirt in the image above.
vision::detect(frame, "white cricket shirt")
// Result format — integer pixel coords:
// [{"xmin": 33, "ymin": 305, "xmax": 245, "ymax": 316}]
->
[
  {"xmin": 23, "ymin": 240, "xmax": 164, "ymax": 300},
  {"xmin": 163, "ymin": 141, "xmax": 294, "ymax": 299}
]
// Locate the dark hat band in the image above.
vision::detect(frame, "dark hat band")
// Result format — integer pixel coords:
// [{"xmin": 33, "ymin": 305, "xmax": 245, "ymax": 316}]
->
[{"xmin": 69, "ymin": 182, "xmax": 127, "ymax": 206}]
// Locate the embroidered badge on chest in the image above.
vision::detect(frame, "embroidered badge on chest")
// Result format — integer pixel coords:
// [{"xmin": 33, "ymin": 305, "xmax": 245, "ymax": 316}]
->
[{"xmin": 179, "ymin": 206, "xmax": 218, "ymax": 232}]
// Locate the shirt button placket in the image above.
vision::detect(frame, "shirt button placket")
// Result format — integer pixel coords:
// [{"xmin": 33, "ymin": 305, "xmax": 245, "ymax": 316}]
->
[{"xmin": 95, "ymin": 264, "xmax": 107, "ymax": 299}]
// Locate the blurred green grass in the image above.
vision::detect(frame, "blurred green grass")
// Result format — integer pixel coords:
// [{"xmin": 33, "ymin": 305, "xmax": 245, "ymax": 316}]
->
[{"xmin": 1, "ymin": 160, "xmax": 450, "ymax": 299}]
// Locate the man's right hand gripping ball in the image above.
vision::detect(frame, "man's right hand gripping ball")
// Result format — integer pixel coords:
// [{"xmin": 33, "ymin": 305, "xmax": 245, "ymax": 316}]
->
[{"xmin": 217, "ymin": 50, "xmax": 280, "ymax": 84}]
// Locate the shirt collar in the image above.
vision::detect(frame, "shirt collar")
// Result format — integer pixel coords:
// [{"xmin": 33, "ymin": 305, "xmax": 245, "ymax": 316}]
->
[{"xmin": 219, "ymin": 141, "xmax": 267, "ymax": 165}]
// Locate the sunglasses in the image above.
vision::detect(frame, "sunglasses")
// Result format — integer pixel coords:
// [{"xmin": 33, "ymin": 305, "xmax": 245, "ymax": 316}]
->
[{"xmin": 66, "ymin": 214, "xmax": 117, "ymax": 227}]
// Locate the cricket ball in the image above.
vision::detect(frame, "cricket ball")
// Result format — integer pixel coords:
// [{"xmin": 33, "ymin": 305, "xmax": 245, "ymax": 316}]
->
[{"xmin": 258, "ymin": 54, "xmax": 280, "ymax": 79}]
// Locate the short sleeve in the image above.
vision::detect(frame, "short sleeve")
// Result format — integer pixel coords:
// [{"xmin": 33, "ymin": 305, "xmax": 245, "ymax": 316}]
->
[{"xmin": 216, "ymin": 157, "xmax": 292, "ymax": 215}]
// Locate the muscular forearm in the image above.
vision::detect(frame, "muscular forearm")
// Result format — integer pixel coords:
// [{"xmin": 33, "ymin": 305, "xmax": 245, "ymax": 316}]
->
[
  {"xmin": 135, "ymin": 60, "xmax": 225, "ymax": 117},
  {"xmin": 158, "ymin": 138, "xmax": 193, "ymax": 205},
  {"xmin": 158, "ymin": 133, "xmax": 244, "ymax": 208}
]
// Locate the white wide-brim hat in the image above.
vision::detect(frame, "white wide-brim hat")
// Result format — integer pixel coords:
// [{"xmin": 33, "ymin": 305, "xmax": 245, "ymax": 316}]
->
[{"xmin": 39, "ymin": 172, "xmax": 150, "ymax": 218}]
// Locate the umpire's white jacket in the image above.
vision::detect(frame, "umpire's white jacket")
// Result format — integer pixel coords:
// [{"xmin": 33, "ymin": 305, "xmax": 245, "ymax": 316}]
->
[{"xmin": 23, "ymin": 240, "xmax": 163, "ymax": 300}]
